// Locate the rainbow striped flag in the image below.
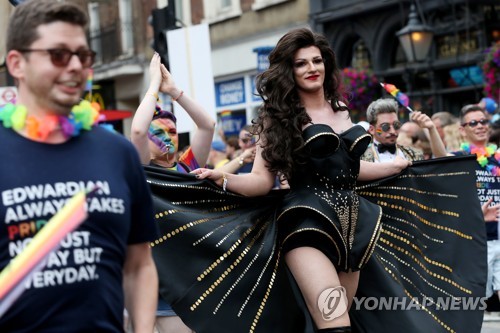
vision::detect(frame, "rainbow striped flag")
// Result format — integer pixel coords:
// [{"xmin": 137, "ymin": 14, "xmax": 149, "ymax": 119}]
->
[
  {"xmin": 380, "ymin": 82, "xmax": 413, "ymax": 112},
  {"xmin": 0, "ymin": 191, "xmax": 88, "ymax": 317},
  {"xmin": 85, "ymin": 69, "xmax": 94, "ymax": 92}
]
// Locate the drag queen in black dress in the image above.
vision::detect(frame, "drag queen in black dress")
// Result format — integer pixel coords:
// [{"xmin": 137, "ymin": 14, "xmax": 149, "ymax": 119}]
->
[{"xmin": 187, "ymin": 28, "xmax": 409, "ymax": 332}]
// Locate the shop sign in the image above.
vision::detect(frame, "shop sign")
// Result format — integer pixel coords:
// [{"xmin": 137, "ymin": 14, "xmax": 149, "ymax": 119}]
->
[{"xmin": 215, "ymin": 78, "xmax": 245, "ymax": 107}]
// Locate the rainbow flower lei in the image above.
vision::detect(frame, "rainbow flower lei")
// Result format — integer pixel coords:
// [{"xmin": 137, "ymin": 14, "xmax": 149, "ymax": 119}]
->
[
  {"xmin": 460, "ymin": 142, "xmax": 500, "ymax": 175},
  {"xmin": 0, "ymin": 100, "xmax": 99, "ymax": 141}
]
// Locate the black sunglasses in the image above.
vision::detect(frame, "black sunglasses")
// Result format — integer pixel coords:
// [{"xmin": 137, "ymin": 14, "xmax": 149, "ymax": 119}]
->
[
  {"xmin": 461, "ymin": 119, "xmax": 489, "ymax": 128},
  {"xmin": 18, "ymin": 48, "xmax": 96, "ymax": 68},
  {"xmin": 379, "ymin": 121, "xmax": 402, "ymax": 132}
]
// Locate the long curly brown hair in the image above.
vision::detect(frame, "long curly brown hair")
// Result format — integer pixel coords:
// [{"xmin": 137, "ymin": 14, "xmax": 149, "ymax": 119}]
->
[{"xmin": 253, "ymin": 27, "xmax": 347, "ymax": 181}]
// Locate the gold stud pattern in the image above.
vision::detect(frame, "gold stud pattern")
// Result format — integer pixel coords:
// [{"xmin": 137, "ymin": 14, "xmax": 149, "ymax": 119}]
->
[
  {"xmin": 359, "ymin": 206, "xmax": 383, "ymax": 267},
  {"xmin": 381, "ymin": 229, "xmax": 452, "ymax": 272},
  {"xmin": 213, "ymin": 242, "xmax": 266, "ymax": 314},
  {"xmin": 359, "ymin": 192, "xmax": 458, "ymax": 217},
  {"xmin": 238, "ymin": 243, "xmax": 277, "ymax": 317},
  {"xmin": 349, "ymin": 133, "xmax": 371, "ymax": 152},
  {"xmin": 378, "ymin": 237, "xmax": 471, "ymax": 294},
  {"xmin": 191, "ymin": 220, "xmax": 271, "ymax": 310},
  {"xmin": 304, "ymin": 131, "xmax": 339, "ymax": 145},
  {"xmin": 376, "ymin": 201, "xmax": 472, "ymax": 239},
  {"xmin": 375, "ymin": 254, "xmax": 457, "ymax": 332}
]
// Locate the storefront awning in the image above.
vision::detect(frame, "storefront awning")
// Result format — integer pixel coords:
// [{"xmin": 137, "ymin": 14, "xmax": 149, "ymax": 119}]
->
[{"xmin": 100, "ymin": 110, "xmax": 133, "ymax": 121}]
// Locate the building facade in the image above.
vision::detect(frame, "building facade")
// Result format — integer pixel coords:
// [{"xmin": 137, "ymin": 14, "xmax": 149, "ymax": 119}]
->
[
  {"xmin": 0, "ymin": 0, "xmax": 189, "ymax": 136},
  {"xmin": 310, "ymin": 0, "xmax": 500, "ymax": 119},
  {"xmin": 4, "ymin": 1, "xmax": 497, "ymax": 135},
  {"xmin": 193, "ymin": 0, "xmax": 309, "ymax": 138}
]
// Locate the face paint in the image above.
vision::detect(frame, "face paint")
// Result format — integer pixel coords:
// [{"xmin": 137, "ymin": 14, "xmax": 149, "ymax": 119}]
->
[
  {"xmin": 148, "ymin": 123, "xmax": 174, "ymax": 154},
  {"xmin": 375, "ymin": 128, "xmax": 383, "ymax": 136}
]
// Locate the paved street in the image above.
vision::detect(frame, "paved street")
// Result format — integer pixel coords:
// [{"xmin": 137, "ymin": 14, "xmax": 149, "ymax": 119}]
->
[
  {"xmin": 481, "ymin": 321, "xmax": 500, "ymax": 333},
  {"xmin": 481, "ymin": 312, "xmax": 500, "ymax": 333}
]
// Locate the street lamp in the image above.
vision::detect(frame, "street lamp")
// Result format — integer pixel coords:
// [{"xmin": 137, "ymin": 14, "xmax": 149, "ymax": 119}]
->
[{"xmin": 396, "ymin": 4, "xmax": 434, "ymax": 62}]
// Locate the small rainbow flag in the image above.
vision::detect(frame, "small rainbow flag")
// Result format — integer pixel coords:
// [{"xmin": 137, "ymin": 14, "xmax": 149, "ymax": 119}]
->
[
  {"xmin": 85, "ymin": 69, "xmax": 94, "ymax": 93},
  {"xmin": 0, "ymin": 191, "xmax": 88, "ymax": 317},
  {"xmin": 220, "ymin": 110, "xmax": 232, "ymax": 119},
  {"xmin": 380, "ymin": 82, "xmax": 413, "ymax": 112}
]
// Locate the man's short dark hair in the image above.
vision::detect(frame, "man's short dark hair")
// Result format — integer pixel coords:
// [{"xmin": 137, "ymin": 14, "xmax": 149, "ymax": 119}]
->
[{"xmin": 7, "ymin": 0, "xmax": 88, "ymax": 52}]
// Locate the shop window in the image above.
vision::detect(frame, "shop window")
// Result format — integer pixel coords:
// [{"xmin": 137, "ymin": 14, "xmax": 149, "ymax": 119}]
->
[
  {"xmin": 88, "ymin": 3, "xmax": 102, "ymax": 64},
  {"xmin": 202, "ymin": 0, "xmax": 242, "ymax": 24},
  {"xmin": 118, "ymin": 0, "xmax": 133, "ymax": 56},
  {"xmin": 351, "ymin": 40, "xmax": 371, "ymax": 70}
]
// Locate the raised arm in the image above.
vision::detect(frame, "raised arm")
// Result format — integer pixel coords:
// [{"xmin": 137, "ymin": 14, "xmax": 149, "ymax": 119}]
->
[
  {"xmin": 130, "ymin": 53, "xmax": 163, "ymax": 164},
  {"xmin": 159, "ymin": 64, "xmax": 216, "ymax": 167},
  {"xmin": 194, "ymin": 143, "xmax": 276, "ymax": 197},
  {"xmin": 411, "ymin": 111, "xmax": 449, "ymax": 158}
]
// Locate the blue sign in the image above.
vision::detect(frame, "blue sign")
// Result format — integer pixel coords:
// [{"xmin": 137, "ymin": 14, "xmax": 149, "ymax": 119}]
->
[
  {"xmin": 253, "ymin": 46, "xmax": 274, "ymax": 73},
  {"xmin": 250, "ymin": 75, "xmax": 260, "ymax": 102},
  {"xmin": 215, "ymin": 78, "xmax": 246, "ymax": 107},
  {"xmin": 219, "ymin": 111, "xmax": 246, "ymax": 137}
]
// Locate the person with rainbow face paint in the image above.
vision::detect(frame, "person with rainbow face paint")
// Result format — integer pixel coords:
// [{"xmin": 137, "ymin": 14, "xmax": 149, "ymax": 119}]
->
[
  {"xmin": 131, "ymin": 53, "xmax": 215, "ymax": 333},
  {"xmin": 131, "ymin": 53, "xmax": 215, "ymax": 172},
  {"xmin": 361, "ymin": 98, "xmax": 447, "ymax": 163}
]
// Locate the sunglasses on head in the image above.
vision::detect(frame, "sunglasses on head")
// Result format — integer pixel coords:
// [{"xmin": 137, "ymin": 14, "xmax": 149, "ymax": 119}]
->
[
  {"xmin": 378, "ymin": 121, "xmax": 402, "ymax": 132},
  {"xmin": 461, "ymin": 119, "xmax": 489, "ymax": 128},
  {"xmin": 18, "ymin": 48, "xmax": 96, "ymax": 68}
]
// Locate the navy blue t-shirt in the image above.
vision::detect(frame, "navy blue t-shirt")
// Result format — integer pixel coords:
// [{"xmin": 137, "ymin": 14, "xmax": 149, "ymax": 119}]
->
[
  {"xmin": 0, "ymin": 126, "xmax": 157, "ymax": 332},
  {"xmin": 452, "ymin": 150, "xmax": 500, "ymax": 241}
]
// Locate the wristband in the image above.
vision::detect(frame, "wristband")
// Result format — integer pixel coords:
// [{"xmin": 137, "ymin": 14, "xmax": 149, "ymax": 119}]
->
[{"xmin": 172, "ymin": 90, "xmax": 184, "ymax": 102}]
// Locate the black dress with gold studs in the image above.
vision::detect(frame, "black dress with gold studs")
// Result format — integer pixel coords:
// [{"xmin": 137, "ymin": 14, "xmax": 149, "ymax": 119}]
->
[
  {"xmin": 146, "ymin": 129, "xmax": 486, "ymax": 333},
  {"xmin": 277, "ymin": 124, "xmax": 380, "ymax": 272},
  {"xmin": 146, "ymin": 124, "xmax": 376, "ymax": 333}
]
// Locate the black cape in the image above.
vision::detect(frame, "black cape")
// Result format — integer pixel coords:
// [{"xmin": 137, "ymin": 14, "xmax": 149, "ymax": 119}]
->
[{"xmin": 145, "ymin": 155, "xmax": 486, "ymax": 333}]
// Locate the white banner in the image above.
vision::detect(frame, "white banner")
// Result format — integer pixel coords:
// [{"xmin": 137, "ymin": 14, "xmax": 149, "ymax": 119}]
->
[{"xmin": 167, "ymin": 24, "xmax": 216, "ymax": 134}]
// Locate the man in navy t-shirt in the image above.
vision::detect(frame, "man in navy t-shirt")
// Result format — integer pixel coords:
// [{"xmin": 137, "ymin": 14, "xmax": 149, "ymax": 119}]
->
[
  {"xmin": 0, "ymin": 1, "xmax": 158, "ymax": 332},
  {"xmin": 451, "ymin": 104, "xmax": 500, "ymax": 305}
]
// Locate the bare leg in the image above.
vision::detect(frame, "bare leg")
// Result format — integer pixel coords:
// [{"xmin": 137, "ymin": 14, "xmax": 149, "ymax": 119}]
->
[
  {"xmin": 155, "ymin": 316, "xmax": 194, "ymax": 333},
  {"xmin": 338, "ymin": 270, "xmax": 359, "ymax": 309},
  {"xmin": 285, "ymin": 246, "xmax": 357, "ymax": 329}
]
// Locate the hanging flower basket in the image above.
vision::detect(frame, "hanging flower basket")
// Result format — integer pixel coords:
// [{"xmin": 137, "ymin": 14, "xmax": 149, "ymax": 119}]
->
[
  {"xmin": 341, "ymin": 67, "xmax": 380, "ymax": 117},
  {"xmin": 482, "ymin": 41, "xmax": 500, "ymax": 102}
]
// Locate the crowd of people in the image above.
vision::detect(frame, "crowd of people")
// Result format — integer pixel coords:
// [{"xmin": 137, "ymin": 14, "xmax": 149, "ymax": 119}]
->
[{"xmin": 0, "ymin": 0, "xmax": 499, "ymax": 332}]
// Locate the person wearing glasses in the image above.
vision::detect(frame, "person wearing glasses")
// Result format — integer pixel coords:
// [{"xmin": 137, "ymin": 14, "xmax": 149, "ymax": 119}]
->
[
  {"xmin": 1, "ymin": 1, "xmax": 158, "ymax": 332},
  {"xmin": 215, "ymin": 125, "xmax": 257, "ymax": 174},
  {"xmin": 361, "ymin": 98, "xmax": 447, "ymax": 163},
  {"xmin": 451, "ymin": 104, "xmax": 500, "ymax": 319}
]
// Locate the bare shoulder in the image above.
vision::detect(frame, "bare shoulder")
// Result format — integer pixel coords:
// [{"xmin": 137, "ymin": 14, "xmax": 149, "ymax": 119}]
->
[{"xmin": 332, "ymin": 110, "xmax": 353, "ymax": 132}]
